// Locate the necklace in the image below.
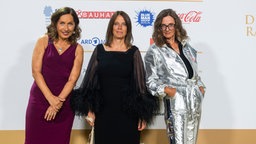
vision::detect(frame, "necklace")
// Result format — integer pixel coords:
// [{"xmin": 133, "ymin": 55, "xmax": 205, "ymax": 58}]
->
[{"xmin": 58, "ymin": 48, "xmax": 63, "ymax": 52}]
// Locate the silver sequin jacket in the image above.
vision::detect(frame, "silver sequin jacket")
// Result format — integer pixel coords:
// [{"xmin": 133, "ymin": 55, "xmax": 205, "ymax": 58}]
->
[{"xmin": 144, "ymin": 41, "xmax": 205, "ymax": 98}]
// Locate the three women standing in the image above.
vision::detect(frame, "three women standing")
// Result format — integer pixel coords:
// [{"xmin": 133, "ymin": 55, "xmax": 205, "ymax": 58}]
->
[{"xmin": 25, "ymin": 6, "xmax": 205, "ymax": 144}]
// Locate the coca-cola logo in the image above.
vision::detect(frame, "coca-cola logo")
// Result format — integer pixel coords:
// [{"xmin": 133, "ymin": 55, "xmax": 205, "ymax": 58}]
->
[{"xmin": 178, "ymin": 11, "xmax": 202, "ymax": 23}]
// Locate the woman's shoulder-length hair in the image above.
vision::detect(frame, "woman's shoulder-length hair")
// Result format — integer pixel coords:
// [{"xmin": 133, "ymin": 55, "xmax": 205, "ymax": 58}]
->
[
  {"xmin": 152, "ymin": 9, "xmax": 188, "ymax": 47},
  {"xmin": 105, "ymin": 11, "xmax": 133, "ymax": 48},
  {"xmin": 46, "ymin": 7, "xmax": 81, "ymax": 44}
]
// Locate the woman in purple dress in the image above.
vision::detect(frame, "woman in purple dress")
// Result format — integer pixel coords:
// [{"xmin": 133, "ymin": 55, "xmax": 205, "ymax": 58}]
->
[{"xmin": 25, "ymin": 7, "xmax": 84, "ymax": 144}]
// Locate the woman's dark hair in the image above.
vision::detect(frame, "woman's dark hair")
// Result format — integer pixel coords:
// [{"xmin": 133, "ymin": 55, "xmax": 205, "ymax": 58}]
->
[
  {"xmin": 46, "ymin": 7, "xmax": 81, "ymax": 44},
  {"xmin": 152, "ymin": 9, "xmax": 188, "ymax": 47},
  {"xmin": 105, "ymin": 11, "xmax": 133, "ymax": 48}
]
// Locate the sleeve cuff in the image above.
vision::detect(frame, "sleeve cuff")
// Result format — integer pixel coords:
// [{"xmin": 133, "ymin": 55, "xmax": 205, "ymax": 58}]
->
[{"xmin": 157, "ymin": 84, "xmax": 167, "ymax": 97}]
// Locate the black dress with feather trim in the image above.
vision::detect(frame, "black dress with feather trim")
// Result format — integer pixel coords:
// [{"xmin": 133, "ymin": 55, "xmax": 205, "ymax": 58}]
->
[{"xmin": 70, "ymin": 44, "xmax": 159, "ymax": 144}]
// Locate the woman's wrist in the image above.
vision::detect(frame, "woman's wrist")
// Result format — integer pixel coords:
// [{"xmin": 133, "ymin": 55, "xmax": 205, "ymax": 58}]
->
[{"xmin": 58, "ymin": 97, "xmax": 65, "ymax": 102}]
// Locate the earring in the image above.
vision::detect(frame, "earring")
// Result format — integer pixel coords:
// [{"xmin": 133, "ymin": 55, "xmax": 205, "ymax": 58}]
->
[{"xmin": 73, "ymin": 31, "xmax": 75, "ymax": 34}]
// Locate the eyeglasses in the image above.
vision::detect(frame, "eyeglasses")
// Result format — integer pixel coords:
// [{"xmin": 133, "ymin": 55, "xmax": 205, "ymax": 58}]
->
[{"xmin": 160, "ymin": 23, "xmax": 175, "ymax": 31}]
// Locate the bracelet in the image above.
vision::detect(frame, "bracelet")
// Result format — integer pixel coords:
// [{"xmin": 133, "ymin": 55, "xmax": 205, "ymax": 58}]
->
[
  {"xmin": 58, "ymin": 97, "xmax": 66, "ymax": 102},
  {"xmin": 85, "ymin": 116, "xmax": 94, "ymax": 123}
]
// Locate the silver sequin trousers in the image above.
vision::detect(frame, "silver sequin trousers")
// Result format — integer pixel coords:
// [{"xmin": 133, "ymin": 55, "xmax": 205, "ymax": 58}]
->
[{"xmin": 164, "ymin": 80, "xmax": 204, "ymax": 144}]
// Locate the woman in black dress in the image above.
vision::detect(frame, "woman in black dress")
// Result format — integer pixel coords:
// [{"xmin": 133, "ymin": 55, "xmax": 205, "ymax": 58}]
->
[{"xmin": 71, "ymin": 11, "xmax": 159, "ymax": 144}]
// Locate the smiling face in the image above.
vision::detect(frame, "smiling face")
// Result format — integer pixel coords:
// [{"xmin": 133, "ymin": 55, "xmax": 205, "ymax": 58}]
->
[
  {"xmin": 56, "ymin": 14, "xmax": 75, "ymax": 40},
  {"xmin": 161, "ymin": 15, "xmax": 176, "ymax": 40},
  {"xmin": 112, "ymin": 15, "xmax": 127, "ymax": 40}
]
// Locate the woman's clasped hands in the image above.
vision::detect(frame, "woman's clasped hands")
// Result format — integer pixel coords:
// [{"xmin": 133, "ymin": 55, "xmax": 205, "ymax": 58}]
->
[{"xmin": 44, "ymin": 96, "xmax": 65, "ymax": 121}]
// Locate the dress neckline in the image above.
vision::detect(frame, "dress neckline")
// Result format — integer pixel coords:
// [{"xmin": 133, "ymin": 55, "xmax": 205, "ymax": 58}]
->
[
  {"xmin": 102, "ymin": 44, "xmax": 133, "ymax": 53},
  {"xmin": 53, "ymin": 44, "xmax": 73, "ymax": 56}
]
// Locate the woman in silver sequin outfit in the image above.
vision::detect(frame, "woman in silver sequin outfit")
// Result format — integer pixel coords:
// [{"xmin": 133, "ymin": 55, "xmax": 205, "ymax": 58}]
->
[{"xmin": 144, "ymin": 9, "xmax": 206, "ymax": 144}]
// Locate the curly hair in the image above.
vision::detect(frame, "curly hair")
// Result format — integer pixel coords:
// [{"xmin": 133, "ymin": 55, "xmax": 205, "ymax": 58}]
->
[
  {"xmin": 152, "ymin": 9, "xmax": 188, "ymax": 47},
  {"xmin": 105, "ymin": 11, "xmax": 133, "ymax": 48},
  {"xmin": 46, "ymin": 7, "xmax": 81, "ymax": 44}
]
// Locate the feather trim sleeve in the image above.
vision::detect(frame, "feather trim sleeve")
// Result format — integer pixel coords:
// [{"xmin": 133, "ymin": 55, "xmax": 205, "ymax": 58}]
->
[
  {"xmin": 70, "ymin": 45, "xmax": 99, "ymax": 116},
  {"xmin": 133, "ymin": 47, "xmax": 160, "ymax": 124}
]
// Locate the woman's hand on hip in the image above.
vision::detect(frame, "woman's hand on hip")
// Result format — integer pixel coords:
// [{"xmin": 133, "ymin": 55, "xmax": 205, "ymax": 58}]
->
[{"xmin": 199, "ymin": 86, "xmax": 205, "ymax": 95}]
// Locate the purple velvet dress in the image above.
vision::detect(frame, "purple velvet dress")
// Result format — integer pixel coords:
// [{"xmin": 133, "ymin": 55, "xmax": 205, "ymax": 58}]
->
[{"xmin": 25, "ymin": 39, "xmax": 77, "ymax": 144}]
